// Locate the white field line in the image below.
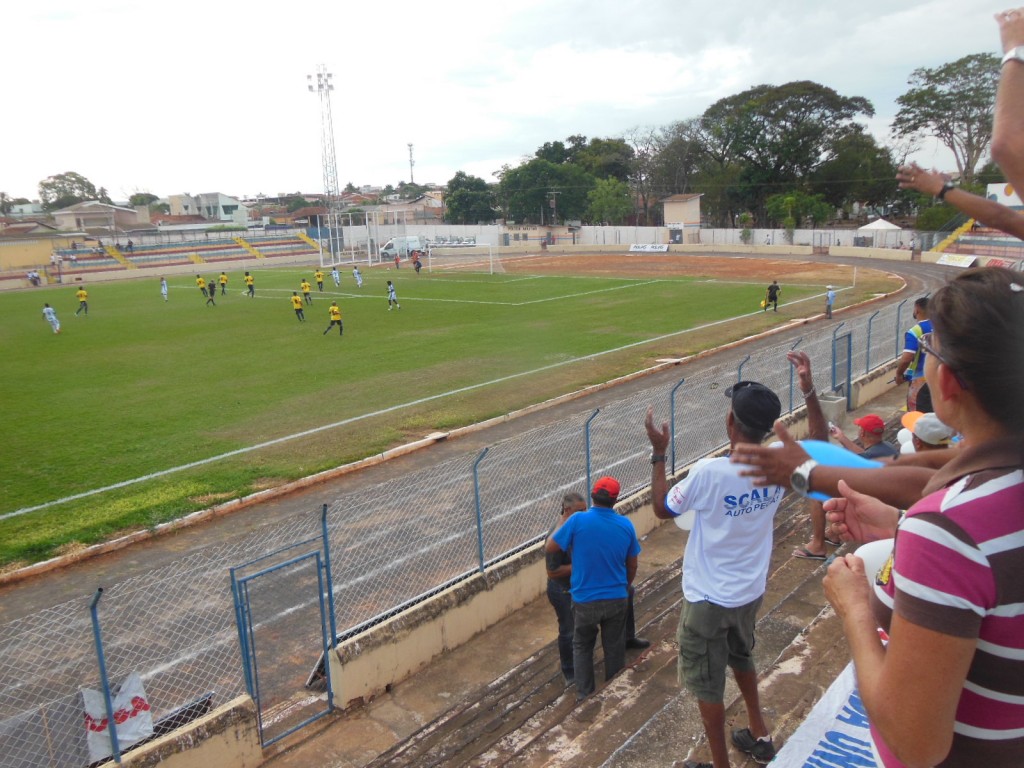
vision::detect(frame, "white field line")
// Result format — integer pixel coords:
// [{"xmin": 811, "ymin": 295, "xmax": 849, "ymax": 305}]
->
[{"xmin": 2, "ymin": 288, "xmax": 832, "ymax": 523}]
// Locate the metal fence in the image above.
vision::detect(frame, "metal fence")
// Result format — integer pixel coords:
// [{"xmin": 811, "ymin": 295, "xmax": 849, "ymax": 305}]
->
[{"xmin": 0, "ymin": 300, "xmax": 907, "ymax": 767}]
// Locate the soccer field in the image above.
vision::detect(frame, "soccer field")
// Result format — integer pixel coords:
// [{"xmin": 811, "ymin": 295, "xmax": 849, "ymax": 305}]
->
[{"xmin": 0, "ymin": 253, "xmax": 896, "ymax": 567}]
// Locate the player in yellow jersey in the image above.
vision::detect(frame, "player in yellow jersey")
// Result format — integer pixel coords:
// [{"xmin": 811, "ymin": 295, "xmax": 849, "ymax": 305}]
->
[
  {"xmin": 244, "ymin": 271, "xmax": 254, "ymax": 298},
  {"xmin": 314, "ymin": 269, "xmax": 325, "ymax": 292},
  {"xmin": 75, "ymin": 287, "xmax": 89, "ymax": 315},
  {"xmin": 300, "ymin": 279, "xmax": 313, "ymax": 305},
  {"xmin": 196, "ymin": 274, "xmax": 207, "ymax": 297},
  {"xmin": 323, "ymin": 301, "xmax": 343, "ymax": 336},
  {"xmin": 290, "ymin": 292, "xmax": 305, "ymax": 321},
  {"xmin": 218, "ymin": 272, "xmax": 228, "ymax": 295}
]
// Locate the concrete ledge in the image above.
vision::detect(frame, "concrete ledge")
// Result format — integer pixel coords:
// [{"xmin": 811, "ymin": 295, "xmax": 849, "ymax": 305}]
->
[{"xmin": 121, "ymin": 696, "xmax": 262, "ymax": 768}]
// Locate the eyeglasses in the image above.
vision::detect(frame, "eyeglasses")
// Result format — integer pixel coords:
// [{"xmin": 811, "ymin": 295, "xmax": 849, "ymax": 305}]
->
[{"xmin": 920, "ymin": 332, "xmax": 970, "ymax": 390}]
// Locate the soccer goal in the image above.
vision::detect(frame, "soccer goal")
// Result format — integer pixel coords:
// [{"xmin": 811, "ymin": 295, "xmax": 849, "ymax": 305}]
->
[{"xmin": 426, "ymin": 244, "xmax": 503, "ymax": 274}]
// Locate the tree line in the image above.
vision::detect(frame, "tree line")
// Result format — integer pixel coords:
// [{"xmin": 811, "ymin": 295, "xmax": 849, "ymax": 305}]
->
[{"xmin": 444, "ymin": 53, "xmax": 1001, "ymax": 229}]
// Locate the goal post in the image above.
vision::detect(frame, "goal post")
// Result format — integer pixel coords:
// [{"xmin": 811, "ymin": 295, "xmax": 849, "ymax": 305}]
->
[{"xmin": 426, "ymin": 244, "xmax": 503, "ymax": 274}]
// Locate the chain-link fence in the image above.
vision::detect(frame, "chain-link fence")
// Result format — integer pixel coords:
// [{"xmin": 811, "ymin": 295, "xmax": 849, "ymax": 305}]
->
[{"xmin": 0, "ymin": 302, "xmax": 908, "ymax": 767}]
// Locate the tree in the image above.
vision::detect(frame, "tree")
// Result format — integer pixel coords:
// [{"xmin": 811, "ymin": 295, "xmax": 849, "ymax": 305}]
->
[
  {"xmin": 0, "ymin": 192, "xmax": 12, "ymax": 215},
  {"xmin": 129, "ymin": 192, "xmax": 159, "ymax": 207},
  {"xmin": 444, "ymin": 171, "xmax": 498, "ymax": 224},
  {"xmin": 810, "ymin": 127, "xmax": 898, "ymax": 215},
  {"xmin": 573, "ymin": 137, "xmax": 634, "ymax": 183},
  {"xmin": 497, "ymin": 158, "xmax": 595, "ymax": 224},
  {"xmin": 764, "ymin": 190, "xmax": 832, "ymax": 228},
  {"xmin": 586, "ymin": 178, "xmax": 633, "ymax": 224},
  {"xmin": 38, "ymin": 171, "xmax": 103, "ymax": 211},
  {"xmin": 284, "ymin": 195, "xmax": 311, "ymax": 213},
  {"xmin": 892, "ymin": 53, "xmax": 1000, "ymax": 186}
]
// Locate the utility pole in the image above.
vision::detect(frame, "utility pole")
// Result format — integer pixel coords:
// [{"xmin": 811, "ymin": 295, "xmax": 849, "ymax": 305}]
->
[
  {"xmin": 408, "ymin": 143, "xmax": 415, "ymax": 185},
  {"xmin": 548, "ymin": 190, "xmax": 560, "ymax": 226}
]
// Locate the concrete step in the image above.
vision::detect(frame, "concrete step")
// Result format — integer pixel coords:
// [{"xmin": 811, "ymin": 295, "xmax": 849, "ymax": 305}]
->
[{"xmin": 366, "ymin": 490, "xmax": 843, "ymax": 768}]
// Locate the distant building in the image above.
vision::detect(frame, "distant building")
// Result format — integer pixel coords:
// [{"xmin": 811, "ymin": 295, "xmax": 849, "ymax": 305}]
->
[
  {"xmin": 168, "ymin": 193, "xmax": 247, "ymax": 226},
  {"xmin": 51, "ymin": 201, "xmax": 144, "ymax": 235}
]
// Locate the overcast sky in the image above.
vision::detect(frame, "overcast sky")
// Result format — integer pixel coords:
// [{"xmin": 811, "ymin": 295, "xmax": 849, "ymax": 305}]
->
[{"xmin": 2, "ymin": 0, "xmax": 1009, "ymax": 202}]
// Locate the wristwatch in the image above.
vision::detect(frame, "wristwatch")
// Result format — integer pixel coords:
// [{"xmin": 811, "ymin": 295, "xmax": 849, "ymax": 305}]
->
[
  {"xmin": 1002, "ymin": 46, "xmax": 1024, "ymax": 66},
  {"xmin": 650, "ymin": 453, "xmax": 667, "ymax": 465},
  {"xmin": 936, "ymin": 180, "xmax": 955, "ymax": 201},
  {"xmin": 790, "ymin": 459, "xmax": 819, "ymax": 497}
]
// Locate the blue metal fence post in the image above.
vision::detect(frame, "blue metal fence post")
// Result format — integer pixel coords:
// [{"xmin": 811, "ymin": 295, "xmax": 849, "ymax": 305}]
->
[
  {"xmin": 230, "ymin": 567, "xmax": 255, "ymax": 698},
  {"xmin": 584, "ymin": 409, "xmax": 600, "ymax": 491},
  {"xmin": 895, "ymin": 299, "xmax": 908, "ymax": 359},
  {"xmin": 865, "ymin": 311, "xmax": 879, "ymax": 373},
  {"xmin": 472, "ymin": 447, "xmax": 489, "ymax": 573},
  {"xmin": 830, "ymin": 322, "xmax": 846, "ymax": 392},
  {"xmin": 787, "ymin": 337, "xmax": 802, "ymax": 413},
  {"xmin": 669, "ymin": 378, "xmax": 685, "ymax": 473},
  {"xmin": 320, "ymin": 504, "xmax": 338, "ymax": 657},
  {"xmin": 88, "ymin": 588, "xmax": 122, "ymax": 764},
  {"xmin": 737, "ymin": 354, "xmax": 750, "ymax": 383}
]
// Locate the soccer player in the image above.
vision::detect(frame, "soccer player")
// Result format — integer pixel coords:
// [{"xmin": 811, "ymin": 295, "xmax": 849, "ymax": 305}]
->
[
  {"xmin": 314, "ymin": 269, "xmax": 325, "ymax": 292},
  {"xmin": 75, "ymin": 287, "xmax": 89, "ymax": 315},
  {"xmin": 219, "ymin": 272, "xmax": 229, "ymax": 295},
  {"xmin": 387, "ymin": 280, "xmax": 400, "ymax": 310},
  {"xmin": 300, "ymin": 279, "xmax": 313, "ymax": 305},
  {"xmin": 196, "ymin": 274, "xmax": 208, "ymax": 297},
  {"xmin": 331, "ymin": 267, "xmax": 341, "ymax": 287},
  {"xmin": 160, "ymin": 277, "xmax": 168, "ymax": 302},
  {"xmin": 323, "ymin": 301, "xmax": 343, "ymax": 336},
  {"xmin": 352, "ymin": 266, "xmax": 363, "ymax": 288},
  {"xmin": 42, "ymin": 303, "xmax": 60, "ymax": 333},
  {"xmin": 244, "ymin": 271, "xmax": 255, "ymax": 298},
  {"xmin": 291, "ymin": 291, "xmax": 305, "ymax": 321},
  {"xmin": 205, "ymin": 278, "xmax": 216, "ymax": 306}
]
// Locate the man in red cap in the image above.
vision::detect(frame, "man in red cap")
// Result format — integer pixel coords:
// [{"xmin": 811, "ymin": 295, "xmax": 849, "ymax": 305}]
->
[
  {"xmin": 545, "ymin": 475, "xmax": 641, "ymax": 700},
  {"xmin": 829, "ymin": 414, "xmax": 898, "ymax": 460}
]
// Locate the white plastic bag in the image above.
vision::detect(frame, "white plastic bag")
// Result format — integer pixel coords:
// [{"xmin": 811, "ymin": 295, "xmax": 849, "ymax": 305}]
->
[{"xmin": 82, "ymin": 672, "xmax": 154, "ymax": 762}]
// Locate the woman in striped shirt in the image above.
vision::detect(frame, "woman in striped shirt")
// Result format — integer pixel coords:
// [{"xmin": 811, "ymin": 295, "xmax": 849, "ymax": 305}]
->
[{"xmin": 824, "ymin": 267, "xmax": 1024, "ymax": 767}]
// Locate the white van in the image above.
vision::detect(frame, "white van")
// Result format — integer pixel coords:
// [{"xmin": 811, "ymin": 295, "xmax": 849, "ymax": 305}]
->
[{"xmin": 380, "ymin": 236, "xmax": 428, "ymax": 259}]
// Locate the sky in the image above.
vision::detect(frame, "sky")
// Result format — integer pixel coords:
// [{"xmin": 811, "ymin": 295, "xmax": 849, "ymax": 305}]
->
[{"xmin": 2, "ymin": 0, "xmax": 1010, "ymax": 203}]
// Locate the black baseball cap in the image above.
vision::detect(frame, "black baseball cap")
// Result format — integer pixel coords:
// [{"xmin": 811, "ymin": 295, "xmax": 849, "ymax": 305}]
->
[{"xmin": 725, "ymin": 381, "xmax": 781, "ymax": 434}]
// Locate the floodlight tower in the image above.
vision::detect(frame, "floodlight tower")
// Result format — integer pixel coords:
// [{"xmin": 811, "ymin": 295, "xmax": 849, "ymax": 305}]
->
[
  {"xmin": 307, "ymin": 65, "xmax": 342, "ymax": 264},
  {"xmin": 408, "ymin": 143, "xmax": 415, "ymax": 185}
]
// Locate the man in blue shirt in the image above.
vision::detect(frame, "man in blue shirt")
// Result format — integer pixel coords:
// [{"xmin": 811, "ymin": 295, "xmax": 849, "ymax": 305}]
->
[{"xmin": 546, "ymin": 476, "xmax": 641, "ymax": 699}]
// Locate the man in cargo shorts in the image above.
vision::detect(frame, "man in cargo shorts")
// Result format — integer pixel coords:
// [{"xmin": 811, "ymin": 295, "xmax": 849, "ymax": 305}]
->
[{"xmin": 644, "ymin": 381, "xmax": 784, "ymax": 767}]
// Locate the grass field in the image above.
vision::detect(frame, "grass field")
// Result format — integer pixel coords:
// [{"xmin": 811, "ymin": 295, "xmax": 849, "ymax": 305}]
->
[{"xmin": 0, "ymin": 253, "xmax": 898, "ymax": 568}]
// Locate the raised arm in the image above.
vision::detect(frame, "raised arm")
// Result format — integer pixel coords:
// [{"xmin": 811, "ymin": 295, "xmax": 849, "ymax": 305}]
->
[{"xmin": 993, "ymin": 8, "xmax": 1024, "ymax": 192}]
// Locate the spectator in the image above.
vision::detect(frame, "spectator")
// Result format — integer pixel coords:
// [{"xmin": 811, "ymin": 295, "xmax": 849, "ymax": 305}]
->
[
  {"xmin": 896, "ymin": 411, "xmax": 956, "ymax": 456},
  {"xmin": 825, "ymin": 285, "xmax": 836, "ymax": 319},
  {"xmin": 829, "ymin": 414, "xmax": 898, "ymax": 460},
  {"xmin": 992, "ymin": 7, "xmax": 1024, "ymax": 192},
  {"xmin": 823, "ymin": 266, "xmax": 1024, "ymax": 767},
  {"xmin": 894, "ymin": 297, "xmax": 931, "ymax": 411},
  {"xmin": 545, "ymin": 492, "xmax": 650, "ymax": 684},
  {"xmin": 545, "ymin": 476, "xmax": 641, "ymax": 700},
  {"xmin": 644, "ymin": 380, "xmax": 785, "ymax": 768}
]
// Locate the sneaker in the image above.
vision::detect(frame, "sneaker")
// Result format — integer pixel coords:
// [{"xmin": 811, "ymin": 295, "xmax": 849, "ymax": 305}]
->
[
  {"xmin": 680, "ymin": 761, "xmax": 713, "ymax": 768},
  {"xmin": 625, "ymin": 637, "xmax": 651, "ymax": 650},
  {"xmin": 731, "ymin": 727, "xmax": 776, "ymax": 764}
]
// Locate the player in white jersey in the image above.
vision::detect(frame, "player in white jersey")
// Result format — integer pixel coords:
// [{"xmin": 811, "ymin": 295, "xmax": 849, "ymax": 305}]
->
[
  {"xmin": 387, "ymin": 280, "xmax": 400, "ymax": 310},
  {"xmin": 352, "ymin": 266, "xmax": 363, "ymax": 288},
  {"xmin": 42, "ymin": 303, "xmax": 60, "ymax": 333},
  {"xmin": 331, "ymin": 267, "xmax": 341, "ymax": 287},
  {"xmin": 160, "ymin": 277, "xmax": 168, "ymax": 301}
]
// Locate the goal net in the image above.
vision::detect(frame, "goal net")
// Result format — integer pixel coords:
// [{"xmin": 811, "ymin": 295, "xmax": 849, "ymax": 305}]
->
[{"xmin": 425, "ymin": 244, "xmax": 503, "ymax": 274}]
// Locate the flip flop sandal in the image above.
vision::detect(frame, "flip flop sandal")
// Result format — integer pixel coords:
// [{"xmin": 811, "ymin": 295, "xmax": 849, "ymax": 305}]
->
[{"xmin": 793, "ymin": 547, "xmax": 827, "ymax": 561}]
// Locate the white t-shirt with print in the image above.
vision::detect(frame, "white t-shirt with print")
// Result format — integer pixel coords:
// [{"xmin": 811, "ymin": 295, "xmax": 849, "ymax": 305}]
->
[{"xmin": 665, "ymin": 456, "xmax": 786, "ymax": 608}]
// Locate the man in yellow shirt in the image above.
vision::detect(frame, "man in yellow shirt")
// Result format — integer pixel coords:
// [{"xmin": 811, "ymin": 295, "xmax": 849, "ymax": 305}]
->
[
  {"xmin": 314, "ymin": 269, "xmax": 325, "ymax": 292},
  {"xmin": 323, "ymin": 301, "xmax": 343, "ymax": 336},
  {"xmin": 75, "ymin": 287, "xmax": 89, "ymax": 315},
  {"xmin": 244, "ymin": 271, "xmax": 254, "ymax": 298},
  {"xmin": 196, "ymin": 274, "xmax": 207, "ymax": 297},
  {"xmin": 218, "ymin": 272, "xmax": 229, "ymax": 295},
  {"xmin": 290, "ymin": 292, "xmax": 305, "ymax": 321},
  {"xmin": 300, "ymin": 279, "xmax": 313, "ymax": 305}
]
